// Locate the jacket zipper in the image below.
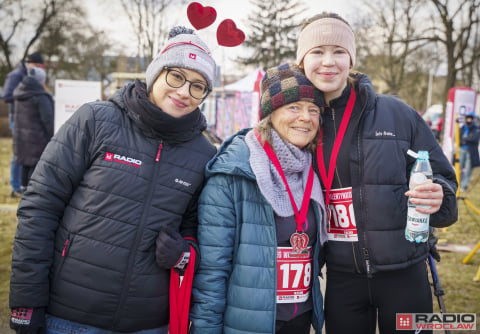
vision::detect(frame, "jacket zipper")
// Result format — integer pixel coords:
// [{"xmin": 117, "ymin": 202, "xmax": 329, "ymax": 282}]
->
[
  {"xmin": 363, "ymin": 246, "xmax": 372, "ymax": 277},
  {"xmin": 355, "ymin": 90, "xmax": 373, "ymax": 277},
  {"xmin": 112, "ymin": 141, "xmax": 162, "ymax": 326},
  {"xmin": 155, "ymin": 142, "xmax": 163, "ymax": 162},
  {"xmin": 62, "ymin": 240, "xmax": 69, "ymax": 257},
  {"xmin": 52, "ymin": 236, "xmax": 72, "ymax": 289},
  {"xmin": 352, "ymin": 243, "xmax": 361, "ymax": 273}
]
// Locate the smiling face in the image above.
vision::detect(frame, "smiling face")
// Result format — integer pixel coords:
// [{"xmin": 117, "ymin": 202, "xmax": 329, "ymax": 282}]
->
[
  {"xmin": 148, "ymin": 67, "xmax": 207, "ymax": 118},
  {"xmin": 270, "ymin": 100, "xmax": 321, "ymax": 149},
  {"xmin": 302, "ymin": 45, "xmax": 351, "ymax": 105}
]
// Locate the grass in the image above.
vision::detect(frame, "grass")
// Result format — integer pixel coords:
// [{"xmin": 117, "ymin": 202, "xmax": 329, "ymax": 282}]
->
[
  {"xmin": 0, "ymin": 137, "xmax": 20, "ymax": 332},
  {"xmin": 0, "ymin": 137, "xmax": 479, "ymax": 333}
]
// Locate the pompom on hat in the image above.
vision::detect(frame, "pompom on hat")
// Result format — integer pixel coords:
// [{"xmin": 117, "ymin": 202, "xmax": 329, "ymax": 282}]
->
[
  {"xmin": 28, "ymin": 67, "xmax": 46, "ymax": 85},
  {"xmin": 146, "ymin": 26, "xmax": 216, "ymax": 93},
  {"xmin": 260, "ymin": 62, "xmax": 324, "ymax": 119},
  {"xmin": 296, "ymin": 17, "xmax": 356, "ymax": 67}
]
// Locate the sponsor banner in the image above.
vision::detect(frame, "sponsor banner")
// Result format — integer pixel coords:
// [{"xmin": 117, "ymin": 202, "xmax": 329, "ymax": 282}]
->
[{"xmin": 54, "ymin": 79, "xmax": 101, "ymax": 133}]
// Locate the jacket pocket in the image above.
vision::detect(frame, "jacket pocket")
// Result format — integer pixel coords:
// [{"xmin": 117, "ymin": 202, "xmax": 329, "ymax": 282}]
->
[{"xmin": 51, "ymin": 234, "xmax": 74, "ymax": 287}]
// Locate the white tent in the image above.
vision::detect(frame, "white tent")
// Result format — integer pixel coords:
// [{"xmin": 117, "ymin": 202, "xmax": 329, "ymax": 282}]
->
[{"xmin": 224, "ymin": 67, "xmax": 264, "ymax": 91}]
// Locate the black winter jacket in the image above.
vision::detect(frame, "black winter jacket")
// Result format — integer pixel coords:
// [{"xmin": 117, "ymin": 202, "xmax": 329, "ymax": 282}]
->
[
  {"xmin": 9, "ymin": 81, "xmax": 216, "ymax": 332},
  {"xmin": 319, "ymin": 73, "xmax": 458, "ymax": 275},
  {"xmin": 13, "ymin": 76, "xmax": 54, "ymax": 166}
]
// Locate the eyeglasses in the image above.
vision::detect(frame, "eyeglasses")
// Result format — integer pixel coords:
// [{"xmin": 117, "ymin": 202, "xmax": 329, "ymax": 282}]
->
[{"xmin": 164, "ymin": 67, "xmax": 210, "ymax": 100}]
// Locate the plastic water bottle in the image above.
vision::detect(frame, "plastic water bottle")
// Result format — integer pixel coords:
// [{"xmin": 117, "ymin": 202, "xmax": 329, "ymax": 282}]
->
[{"xmin": 405, "ymin": 150, "xmax": 433, "ymax": 243}]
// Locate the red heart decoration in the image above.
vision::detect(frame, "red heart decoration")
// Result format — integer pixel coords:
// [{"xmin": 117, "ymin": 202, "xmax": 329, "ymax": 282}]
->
[
  {"xmin": 187, "ymin": 2, "xmax": 217, "ymax": 30},
  {"xmin": 217, "ymin": 19, "xmax": 245, "ymax": 47}
]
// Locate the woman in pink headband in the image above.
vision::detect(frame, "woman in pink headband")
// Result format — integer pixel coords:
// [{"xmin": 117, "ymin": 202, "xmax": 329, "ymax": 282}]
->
[{"xmin": 297, "ymin": 12, "xmax": 458, "ymax": 334}]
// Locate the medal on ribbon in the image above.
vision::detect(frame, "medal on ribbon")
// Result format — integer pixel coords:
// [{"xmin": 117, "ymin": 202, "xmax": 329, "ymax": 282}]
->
[{"xmin": 290, "ymin": 232, "xmax": 309, "ymax": 255}]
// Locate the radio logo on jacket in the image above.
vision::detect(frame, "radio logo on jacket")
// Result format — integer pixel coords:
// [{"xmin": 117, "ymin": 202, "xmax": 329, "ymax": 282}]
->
[{"xmin": 104, "ymin": 152, "xmax": 142, "ymax": 168}]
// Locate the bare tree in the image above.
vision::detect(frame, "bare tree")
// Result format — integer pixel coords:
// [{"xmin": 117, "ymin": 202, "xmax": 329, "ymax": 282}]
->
[
  {"xmin": 353, "ymin": 0, "xmax": 479, "ymax": 110},
  {"xmin": 425, "ymin": 0, "xmax": 480, "ymax": 99},
  {"xmin": 0, "ymin": 0, "xmax": 58, "ymax": 71},
  {"xmin": 354, "ymin": 0, "xmax": 436, "ymax": 110},
  {"xmin": 119, "ymin": 0, "xmax": 188, "ymax": 71}
]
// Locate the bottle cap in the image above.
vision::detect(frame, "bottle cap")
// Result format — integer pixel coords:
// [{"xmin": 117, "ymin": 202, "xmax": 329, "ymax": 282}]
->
[{"xmin": 418, "ymin": 150, "xmax": 429, "ymax": 160}]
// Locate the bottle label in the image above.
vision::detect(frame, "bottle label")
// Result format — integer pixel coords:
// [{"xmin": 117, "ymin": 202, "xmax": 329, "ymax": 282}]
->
[
  {"xmin": 410, "ymin": 172, "xmax": 427, "ymax": 189},
  {"xmin": 406, "ymin": 206, "xmax": 429, "ymax": 231}
]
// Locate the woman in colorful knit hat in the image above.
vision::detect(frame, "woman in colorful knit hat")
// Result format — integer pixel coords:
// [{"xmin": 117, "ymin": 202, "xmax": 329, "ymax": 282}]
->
[
  {"xmin": 190, "ymin": 62, "xmax": 328, "ymax": 333},
  {"xmin": 296, "ymin": 12, "xmax": 458, "ymax": 334},
  {"xmin": 9, "ymin": 26, "xmax": 216, "ymax": 334}
]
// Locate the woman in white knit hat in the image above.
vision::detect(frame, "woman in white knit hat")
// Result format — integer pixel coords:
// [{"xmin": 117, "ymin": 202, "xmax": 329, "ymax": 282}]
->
[
  {"xmin": 9, "ymin": 26, "xmax": 216, "ymax": 334},
  {"xmin": 296, "ymin": 12, "xmax": 458, "ymax": 334}
]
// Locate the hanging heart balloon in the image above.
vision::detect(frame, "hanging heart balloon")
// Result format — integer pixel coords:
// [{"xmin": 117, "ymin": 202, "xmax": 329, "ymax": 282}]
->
[
  {"xmin": 216, "ymin": 19, "xmax": 245, "ymax": 47},
  {"xmin": 187, "ymin": 2, "xmax": 217, "ymax": 30}
]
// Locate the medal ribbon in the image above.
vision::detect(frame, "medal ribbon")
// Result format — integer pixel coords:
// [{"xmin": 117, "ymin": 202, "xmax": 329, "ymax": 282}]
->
[
  {"xmin": 255, "ymin": 131, "xmax": 314, "ymax": 232},
  {"xmin": 169, "ymin": 245, "xmax": 196, "ymax": 334},
  {"xmin": 316, "ymin": 88, "xmax": 356, "ymax": 206}
]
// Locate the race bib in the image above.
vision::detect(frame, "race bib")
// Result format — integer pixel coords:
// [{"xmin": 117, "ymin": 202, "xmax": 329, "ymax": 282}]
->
[
  {"xmin": 327, "ymin": 187, "xmax": 358, "ymax": 242},
  {"xmin": 276, "ymin": 247, "xmax": 312, "ymax": 304}
]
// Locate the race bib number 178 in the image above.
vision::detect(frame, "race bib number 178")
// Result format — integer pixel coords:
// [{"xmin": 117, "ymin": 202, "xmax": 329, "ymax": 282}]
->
[{"xmin": 276, "ymin": 247, "xmax": 312, "ymax": 304}]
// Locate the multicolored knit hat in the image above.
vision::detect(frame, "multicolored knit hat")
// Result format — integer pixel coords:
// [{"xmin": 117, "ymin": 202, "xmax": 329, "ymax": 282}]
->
[{"xmin": 260, "ymin": 62, "xmax": 324, "ymax": 119}]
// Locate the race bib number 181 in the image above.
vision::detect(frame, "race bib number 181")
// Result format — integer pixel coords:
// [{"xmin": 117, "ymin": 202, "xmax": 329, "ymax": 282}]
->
[{"xmin": 327, "ymin": 187, "xmax": 358, "ymax": 242}]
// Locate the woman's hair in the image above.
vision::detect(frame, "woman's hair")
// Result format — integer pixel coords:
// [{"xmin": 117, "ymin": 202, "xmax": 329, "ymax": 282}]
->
[{"xmin": 254, "ymin": 114, "xmax": 320, "ymax": 152}]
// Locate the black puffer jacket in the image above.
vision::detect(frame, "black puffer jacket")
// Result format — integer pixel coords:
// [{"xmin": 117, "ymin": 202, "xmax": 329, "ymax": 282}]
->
[
  {"xmin": 320, "ymin": 73, "xmax": 458, "ymax": 275},
  {"xmin": 13, "ymin": 76, "xmax": 54, "ymax": 166},
  {"xmin": 9, "ymin": 80, "xmax": 216, "ymax": 332}
]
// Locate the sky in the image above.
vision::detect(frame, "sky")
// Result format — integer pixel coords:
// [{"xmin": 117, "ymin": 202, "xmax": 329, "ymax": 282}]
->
[{"xmin": 85, "ymin": 0, "xmax": 356, "ymax": 74}]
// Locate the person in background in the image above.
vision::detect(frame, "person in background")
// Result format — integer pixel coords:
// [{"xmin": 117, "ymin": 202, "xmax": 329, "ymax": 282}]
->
[
  {"xmin": 459, "ymin": 111, "xmax": 480, "ymax": 192},
  {"xmin": 13, "ymin": 67, "xmax": 54, "ymax": 191},
  {"xmin": 9, "ymin": 26, "xmax": 216, "ymax": 334},
  {"xmin": 1, "ymin": 51, "xmax": 45, "ymax": 198},
  {"xmin": 296, "ymin": 12, "xmax": 458, "ymax": 334},
  {"xmin": 190, "ymin": 62, "xmax": 327, "ymax": 334}
]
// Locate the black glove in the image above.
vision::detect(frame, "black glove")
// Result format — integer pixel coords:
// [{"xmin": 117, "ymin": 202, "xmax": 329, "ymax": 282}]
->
[
  {"xmin": 10, "ymin": 307, "xmax": 46, "ymax": 334},
  {"xmin": 428, "ymin": 231, "xmax": 441, "ymax": 262},
  {"xmin": 155, "ymin": 226, "xmax": 191, "ymax": 270}
]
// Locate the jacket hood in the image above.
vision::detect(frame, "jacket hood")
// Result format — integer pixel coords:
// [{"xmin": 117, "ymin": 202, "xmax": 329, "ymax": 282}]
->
[
  {"xmin": 205, "ymin": 128, "xmax": 255, "ymax": 180},
  {"xmin": 13, "ymin": 76, "xmax": 48, "ymax": 101}
]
